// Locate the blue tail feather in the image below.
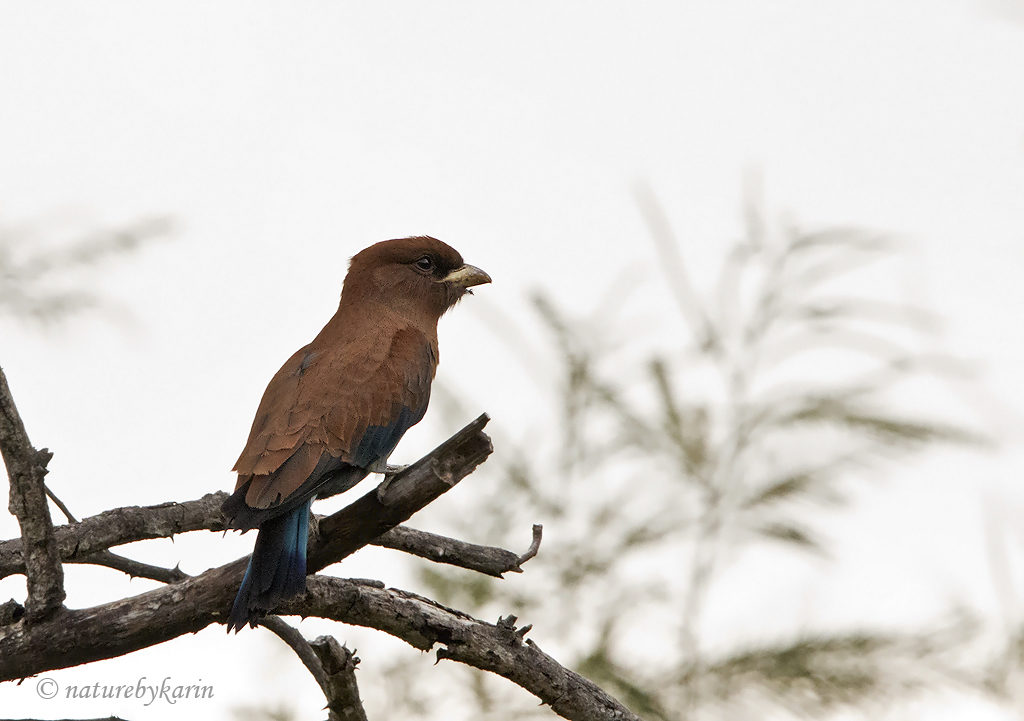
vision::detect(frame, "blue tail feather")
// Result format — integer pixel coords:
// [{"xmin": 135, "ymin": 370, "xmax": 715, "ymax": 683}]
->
[{"xmin": 227, "ymin": 499, "xmax": 311, "ymax": 632}]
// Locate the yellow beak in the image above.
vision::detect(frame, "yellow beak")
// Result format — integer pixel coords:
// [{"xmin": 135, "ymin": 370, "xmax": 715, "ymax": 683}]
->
[{"xmin": 442, "ymin": 264, "xmax": 492, "ymax": 288}]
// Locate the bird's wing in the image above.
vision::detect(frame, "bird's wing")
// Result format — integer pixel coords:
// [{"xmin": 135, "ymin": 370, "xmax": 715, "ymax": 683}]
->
[
  {"xmin": 232, "ymin": 326, "xmax": 435, "ymax": 511},
  {"xmin": 322, "ymin": 326, "xmax": 434, "ymax": 469}
]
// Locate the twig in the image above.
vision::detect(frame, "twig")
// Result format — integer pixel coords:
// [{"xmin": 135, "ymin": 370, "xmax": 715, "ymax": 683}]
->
[
  {"xmin": 44, "ymin": 483, "xmax": 78, "ymax": 523},
  {"xmin": 71, "ymin": 551, "xmax": 190, "ymax": 584},
  {"xmin": 517, "ymin": 524, "xmax": 543, "ymax": 566},
  {"xmin": 0, "ymin": 365, "xmax": 64, "ymax": 622},
  {"xmin": 39, "ymin": 483, "xmax": 189, "ymax": 583},
  {"xmin": 0, "ymin": 493, "xmax": 230, "ymax": 580},
  {"xmin": 374, "ymin": 524, "xmax": 538, "ymax": 578},
  {"xmin": 0, "ymin": 489, "xmax": 226, "ymax": 581}
]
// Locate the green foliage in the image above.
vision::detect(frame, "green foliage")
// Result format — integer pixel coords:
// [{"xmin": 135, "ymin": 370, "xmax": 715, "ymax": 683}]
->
[
  {"xmin": 696, "ymin": 614, "xmax": 981, "ymax": 715},
  {"xmin": 404, "ymin": 189, "xmax": 987, "ymax": 719}
]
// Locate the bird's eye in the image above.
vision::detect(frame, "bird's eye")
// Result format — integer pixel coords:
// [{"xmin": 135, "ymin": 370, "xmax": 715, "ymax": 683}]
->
[{"xmin": 414, "ymin": 256, "xmax": 434, "ymax": 272}]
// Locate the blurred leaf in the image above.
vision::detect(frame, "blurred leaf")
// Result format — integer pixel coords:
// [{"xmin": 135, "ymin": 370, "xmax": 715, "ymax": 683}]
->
[
  {"xmin": 698, "ymin": 616, "xmax": 981, "ymax": 711},
  {"xmin": 425, "ymin": 198, "xmax": 988, "ymax": 720},
  {"xmin": 786, "ymin": 227, "xmax": 892, "ymax": 256},
  {"xmin": 0, "ymin": 215, "xmax": 172, "ymax": 327},
  {"xmin": 650, "ymin": 358, "xmax": 709, "ymax": 476},
  {"xmin": 741, "ymin": 471, "xmax": 820, "ymax": 510},
  {"xmin": 753, "ymin": 522, "xmax": 822, "ymax": 553}
]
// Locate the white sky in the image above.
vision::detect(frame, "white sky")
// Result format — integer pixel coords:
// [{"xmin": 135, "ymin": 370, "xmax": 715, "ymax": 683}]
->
[{"xmin": 1, "ymin": 1, "xmax": 1023, "ymax": 719}]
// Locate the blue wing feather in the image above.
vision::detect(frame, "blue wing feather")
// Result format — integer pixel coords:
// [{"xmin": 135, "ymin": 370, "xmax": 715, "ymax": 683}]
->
[{"xmin": 350, "ymin": 403, "xmax": 426, "ymax": 469}]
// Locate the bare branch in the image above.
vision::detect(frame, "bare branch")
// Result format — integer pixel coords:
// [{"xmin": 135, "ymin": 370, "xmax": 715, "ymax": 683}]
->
[
  {"xmin": 0, "ymin": 416, "xmax": 642, "ymax": 720},
  {"xmin": 291, "ymin": 578, "xmax": 642, "ymax": 721},
  {"xmin": 37, "ymin": 483, "xmax": 190, "ymax": 584},
  {"xmin": 2, "ymin": 492, "xmax": 530, "ymax": 585},
  {"xmin": 0, "ymin": 365, "xmax": 64, "ymax": 622},
  {"xmin": 0, "ymin": 415, "xmax": 493, "ymax": 679},
  {"xmin": 0, "ymin": 492, "xmax": 229, "ymax": 581},
  {"xmin": 517, "ymin": 524, "xmax": 543, "ymax": 566},
  {"xmin": 310, "ymin": 635, "xmax": 370, "ymax": 721},
  {"xmin": 262, "ymin": 619, "xmax": 373, "ymax": 721},
  {"xmin": 259, "ymin": 615, "xmax": 332, "ymax": 694},
  {"xmin": 70, "ymin": 551, "xmax": 190, "ymax": 584},
  {"xmin": 44, "ymin": 483, "xmax": 77, "ymax": 523},
  {"xmin": 374, "ymin": 524, "xmax": 539, "ymax": 578},
  {"xmin": 0, "ymin": 599, "xmax": 24, "ymax": 624},
  {"xmin": 307, "ymin": 414, "xmax": 493, "ymax": 571}
]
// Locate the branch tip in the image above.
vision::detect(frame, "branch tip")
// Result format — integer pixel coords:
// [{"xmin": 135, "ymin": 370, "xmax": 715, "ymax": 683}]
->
[{"xmin": 516, "ymin": 524, "xmax": 543, "ymax": 567}]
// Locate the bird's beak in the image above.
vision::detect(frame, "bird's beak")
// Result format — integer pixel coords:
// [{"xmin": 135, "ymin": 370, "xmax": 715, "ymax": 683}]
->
[{"xmin": 442, "ymin": 264, "xmax": 491, "ymax": 288}]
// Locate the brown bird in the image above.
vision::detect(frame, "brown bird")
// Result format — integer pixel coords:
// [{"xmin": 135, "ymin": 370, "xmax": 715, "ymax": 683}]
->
[{"xmin": 223, "ymin": 236, "xmax": 490, "ymax": 631}]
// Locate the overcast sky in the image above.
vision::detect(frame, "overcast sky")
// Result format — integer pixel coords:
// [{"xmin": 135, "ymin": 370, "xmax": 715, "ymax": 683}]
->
[{"xmin": 1, "ymin": 2, "xmax": 1023, "ymax": 719}]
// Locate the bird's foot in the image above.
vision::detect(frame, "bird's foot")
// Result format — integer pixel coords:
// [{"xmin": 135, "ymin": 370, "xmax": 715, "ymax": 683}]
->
[{"xmin": 383, "ymin": 463, "xmax": 410, "ymax": 476}]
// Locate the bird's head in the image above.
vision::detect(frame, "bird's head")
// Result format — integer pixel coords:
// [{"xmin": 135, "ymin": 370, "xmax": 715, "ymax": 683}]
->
[{"xmin": 341, "ymin": 236, "xmax": 491, "ymax": 323}]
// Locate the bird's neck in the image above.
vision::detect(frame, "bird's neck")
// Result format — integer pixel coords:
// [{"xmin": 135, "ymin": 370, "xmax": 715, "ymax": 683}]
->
[{"xmin": 321, "ymin": 298, "xmax": 439, "ymax": 347}]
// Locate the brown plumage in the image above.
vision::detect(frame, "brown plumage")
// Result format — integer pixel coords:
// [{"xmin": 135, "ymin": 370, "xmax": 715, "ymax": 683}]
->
[{"xmin": 224, "ymin": 236, "xmax": 489, "ymax": 630}]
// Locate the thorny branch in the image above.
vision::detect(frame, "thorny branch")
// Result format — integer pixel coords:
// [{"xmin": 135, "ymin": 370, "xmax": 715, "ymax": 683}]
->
[
  {"xmin": 0, "ymin": 497, "xmax": 539, "ymax": 582},
  {"xmin": 310, "ymin": 635, "xmax": 370, "ymax": 721},
  {"xmin": 290, "ymin": 579, "xmax": 642, "ymax": 721},
  {"xmin": 33, "ymin": 483, "xmax": 192, "ymax": 584},
  {"xmin": 0, "ymin": 363, "xmax": 639, "ymax": 721},
  {"xmin": 0, "ymin": 410, "xmax": 640, "ymax": 721},
  {"xmin": 0, "ymin": 416, "xmax": 492, "ymax": 679},
  {"xmin": 261, "ymin": 616, "xmax": 369, "ymax": 721},
  {"xmin": 33, "ymin": 477, "xmax": 371, "ymax": 716},
  {"xmin": 72, "ymin": 550, "xmax": 190, "ymax": 584},
  {"xmin": 0, "ymin": 365, "xmax": 64, "ymax": 622}
]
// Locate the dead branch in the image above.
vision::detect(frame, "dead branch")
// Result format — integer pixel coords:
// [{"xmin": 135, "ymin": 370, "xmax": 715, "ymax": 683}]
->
[
  {"xmin": 260, "ymin": 615, "xmax": 331, "ymax": 688},
  {"xmin": 70, "ymin": 551, "xmax": 190, "ymax": 584},
  {"xmin": 310, "ymin": 636, "xmax": 369, "ymax": 721},
  {"xmin": 0, "ymin": 598, "xmax": 24, "ymax": 624},
  {"xmin": 517, "ymin": 523, "xmax": 543, "ymax": 566},
  {"xmin": 289, "ymin": 578, "xmax": 642, "ymax": 721},
  {"xmin": 373, "ymin": 525, "xmax": 538, "ymax": 578},
  {"xmin": 1, "ymin": 499, "xmax": 539, "ymax": 582},
  {"xmin": 0, "ymin": 492, "xmax": 229, "ymax": 581},
  {"xmin": 44, "ymin": 482, "xmax": 78, "ymax": 523},
  {"xmin": 261, "ymin": 616, "xmax": 370, "ymax": 721},
  {"xmin": 0, "ymin": 415, "xmax": 493, "ymax": 679},
  {"xmin": 0, "ymin": 407, "xmax": 644, "ymax": 721},
  {"xmin": 0, "ymin": 366, "xmax": 64, "ymax": 622}
]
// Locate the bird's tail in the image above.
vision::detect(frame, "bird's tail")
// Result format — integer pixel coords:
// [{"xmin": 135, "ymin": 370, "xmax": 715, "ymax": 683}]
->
[{"xmin": 227, "ymin": 499, "xmax": 312, "ymax": 632}]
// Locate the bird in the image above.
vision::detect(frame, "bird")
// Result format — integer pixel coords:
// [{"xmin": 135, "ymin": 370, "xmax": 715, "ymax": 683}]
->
[{"xmin": 222, "ymin": 236, "xmax": 490, "ymax": 632}]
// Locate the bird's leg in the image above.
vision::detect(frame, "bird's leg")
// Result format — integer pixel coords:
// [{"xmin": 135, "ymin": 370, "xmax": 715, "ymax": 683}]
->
[
  {"xmin": 368, "ymin": 453, "xmax": 409, "ymax": 477},
  {"xmin": 376, "ymin": 463, "xmax": 412, "ymax": 503}
]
